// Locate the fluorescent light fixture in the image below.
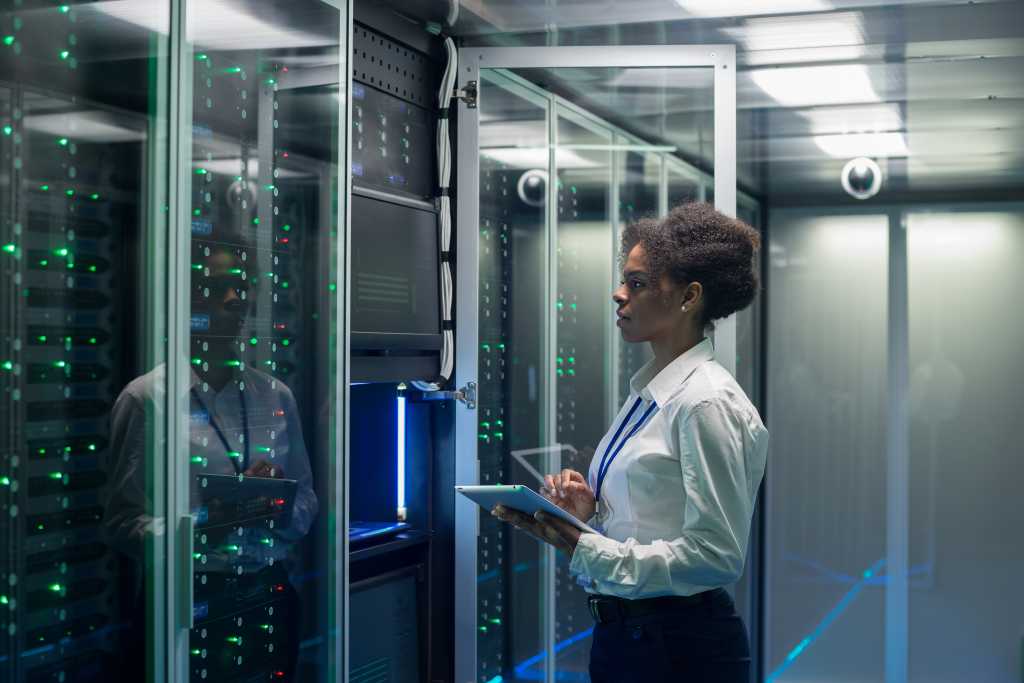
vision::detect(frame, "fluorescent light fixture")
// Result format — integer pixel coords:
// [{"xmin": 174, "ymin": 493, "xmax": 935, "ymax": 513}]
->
[
  {"xmin": 396, "ymin": 387, "xmax": 407, "ymax": 521},
  {"xmin": 24, "ymin": 111, "xmax": 145, "ymax": 143},
  {"xmin": 90, "ymin": 0, "xmax": 334, "ymax": 50},
  {"xmin": 802, "ymin": 103, "xmax": 903, "ymax": 136},
  {"xmin": 480, "ymin": 147, "xmax": 601, "ymax": 170},
  {"xmin": 674, "ymin": 0, "xmax": 830, "ymax": 19},
  {"xmin": 815, "ymin": 132, "xmax": 908, "ymax": 158},
  {"xmin": 751, "ymin": 64, "xmax": 878, "ymax": 107},
  {"xmin": 724, "ymin": 14, "xmax": 864, "ymax": 56}
]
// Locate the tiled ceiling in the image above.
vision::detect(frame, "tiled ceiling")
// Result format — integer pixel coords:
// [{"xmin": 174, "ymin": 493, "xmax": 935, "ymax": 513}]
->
[{"xmin": 428, "ymin": 0, "xmax": 1024, "ymax": 205}]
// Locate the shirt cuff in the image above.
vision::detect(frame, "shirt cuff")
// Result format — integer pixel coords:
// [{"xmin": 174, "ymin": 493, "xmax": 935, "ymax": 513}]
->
[{"xmin": 570, "ymin": 532, "xmax": 615, "ymax": 580}]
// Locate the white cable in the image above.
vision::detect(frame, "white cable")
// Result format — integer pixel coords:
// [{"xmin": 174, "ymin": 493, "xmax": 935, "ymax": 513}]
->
[{"xmin": 413, "ymin": 36, "xmax": 458, "ymax": 393}]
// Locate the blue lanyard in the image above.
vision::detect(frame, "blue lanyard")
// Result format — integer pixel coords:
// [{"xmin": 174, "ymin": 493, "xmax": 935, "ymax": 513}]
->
[
  {"xmin": 191, "ymin": 385, "xmax": 249, "ymax": 473},
  {"xmin": 594, "ymin": 396, "xmax": 658, "ymax": 502}
]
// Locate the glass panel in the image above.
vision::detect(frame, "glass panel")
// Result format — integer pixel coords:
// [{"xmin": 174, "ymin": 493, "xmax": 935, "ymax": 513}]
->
[
  {"xmin": 667, "ymin": 163, "xmax": 702, "ymax": 208},
  {"xmin": 476, "ymin": 71, "xmax": 549, "ymax": 683},
  {"xmin": 554, "ymin": 107, "xmax": 614, "ymax": 680},
  {"xmin": 0, "ymin": 2, "xmax": 170, "ymax": 680},
  {"xmin": 616, "ymin": 146, "xmax": 660, "ymax": 406},
  {"xmin": 183, "ymin": 3, "xmax": 342, "ymax": 681},
  {"xmin": 764, "ymin": 212, "xmax": 888, "ymax": 683},
  {"xmin": 906, "ymin": 210, "xmax": 1024, "ymax": 683}
]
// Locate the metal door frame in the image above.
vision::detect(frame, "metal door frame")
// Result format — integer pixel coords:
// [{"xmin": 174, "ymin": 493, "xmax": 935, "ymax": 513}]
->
[{"xmin": 454, "ymin": 45, "xmax": 737, "ymax": 683}]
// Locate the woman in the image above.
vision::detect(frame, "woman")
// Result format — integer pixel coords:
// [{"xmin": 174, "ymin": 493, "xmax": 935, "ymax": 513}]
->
[{"xmin": 493, "ymin": 202, "xmax": 768, "ymax": 683}]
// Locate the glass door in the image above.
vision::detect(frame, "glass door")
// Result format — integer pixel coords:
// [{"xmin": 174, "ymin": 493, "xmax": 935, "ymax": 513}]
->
[
  {"xmin": 455, "ymin": 46, "xmax": 737, "ymax": 683},
  {"xmin": 174, "ymin": 2, "xmax": 348, "ymax": 681}
]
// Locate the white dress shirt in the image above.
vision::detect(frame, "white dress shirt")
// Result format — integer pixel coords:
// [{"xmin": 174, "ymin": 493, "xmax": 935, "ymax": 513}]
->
[{"xmin": 568, "ymin": 337, "xmax": 768, "ymax": 599}]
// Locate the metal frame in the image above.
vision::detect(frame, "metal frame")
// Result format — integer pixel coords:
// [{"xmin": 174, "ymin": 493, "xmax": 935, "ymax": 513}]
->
[{"xmin": 455, "ymin": 44, "xmax": 738, "ymax": 683}]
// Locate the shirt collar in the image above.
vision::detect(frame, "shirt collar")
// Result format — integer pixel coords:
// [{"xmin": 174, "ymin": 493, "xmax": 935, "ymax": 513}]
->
[{"xmin": 629, "ymin": 337, "xmax": 715, "ymax": 406}]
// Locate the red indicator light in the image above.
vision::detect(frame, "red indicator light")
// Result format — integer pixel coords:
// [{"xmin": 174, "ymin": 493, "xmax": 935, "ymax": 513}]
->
[
  {"xmin": 280, "ymin": 237, "xmax": 289, "ymax": 244},
  {"xmin": 273, "ymin": 409, "xmax": 285, "ymax": 417},
  {"xmin": 273, "ymin": 498, "xmax": 286, "ymax": 506},
  {"xmin": 274, "ymin": 584, "xmax": 286, "ymax": 592},
  {"xmin": 274, "ymin": 672, "xmax": 285, "ymax": 678},
  {"xmin": 273, "ymin": 323, "xmax": 287, "ymax": 330}
]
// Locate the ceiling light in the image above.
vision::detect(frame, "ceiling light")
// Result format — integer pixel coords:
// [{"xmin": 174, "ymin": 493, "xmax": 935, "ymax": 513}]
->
[
  {"xmin": 480, "ymin": 147, "xmax": 600, "ymax": 170},
  {"xmin": 815, "ymin": 132, "xmax": 908, "ymax": 159},
  {"xmin": 674, "ymin": 0, "xmax": 830, "ymax": 19},
  {"xmin": 751, "ymin": 64, "xmax": 878, "ymax": 107},
  {"xmin": 724, "ymin": 14, "xmax": 863, "ymax": 54}
]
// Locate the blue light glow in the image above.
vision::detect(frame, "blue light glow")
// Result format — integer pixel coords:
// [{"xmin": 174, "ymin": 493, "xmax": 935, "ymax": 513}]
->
[
  {"xmin": 397, "ymin": 390, "xmax": 406, "ymax": 513},
  {"xmin": 766, "ymin": 558, "xmax": 887, "ymax": 682}
]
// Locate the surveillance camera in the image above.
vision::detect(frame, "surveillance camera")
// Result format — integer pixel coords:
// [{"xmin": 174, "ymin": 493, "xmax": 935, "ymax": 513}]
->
[
  {"xmin": 841, "ymin": 157, "xmax": 882, "ymax": 200},
  {"xmin": 517, "ymin": 169, "xmax": 548, "ymax": 207}
]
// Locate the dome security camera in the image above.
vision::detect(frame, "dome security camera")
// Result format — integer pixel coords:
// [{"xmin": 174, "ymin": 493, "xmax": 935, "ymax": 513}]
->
[
  {"xmin": 517, "ymin": 169, "xmax": 548, "ymax": 207},
  {"xmin": 841, "ymin": 157, "xmax": 882, "ymax": 200}
]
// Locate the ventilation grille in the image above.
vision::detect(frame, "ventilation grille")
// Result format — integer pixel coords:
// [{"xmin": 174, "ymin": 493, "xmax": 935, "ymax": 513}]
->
[{"xmin": 353, "ymin": 24, "xmax": 437, "ymax": 107}]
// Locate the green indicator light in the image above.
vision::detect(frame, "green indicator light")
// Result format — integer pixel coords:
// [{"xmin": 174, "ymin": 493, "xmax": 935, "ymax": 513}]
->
[
  {"xmin": 265, "ymin": 78, "xmax": 276, "ymax": 85},
  {"xmin": 498, "ymin": 343, "xmax": 506, "ymax": 350},
  {"xmin": 65, "ymin": 189, "xmax": 74, "ymax": 197},
  {"xmin": 223, "ymin": 67, "xmax": 242, "ymax": 74},
  {"xmin": 193, "ymin": 208, "xmax": 201, "ymax": 216},
  {"xmin": 0, "ymin": 477, "xmax": 10, "ymax": 486},
  {"xmin": 556, "ymin": 301, "xmax": 564, "ymax": 310},
  {"xmin": 249, "ymin": 337, "xmax": 258, "ymax": 346},
  {"xmin": 57, "ymin": 137, "xmax": 68, "ymax": 146},
  {"xmin": 53, "ymin": 361, "xmax": 66, "ymax": 368},
  {"xmin": 571, "ymin": 185, "xmax": 577, "ymax": 194},
  {"xmin": 59, "ymin": 5, "xmax": 70, "ymax": 13},
  {"xmin": 557, "ymin": 369, "xmax": 564, "ymax": 377},
  {"xmin": 480, "ymin": 421, "xmax": 490, "ymax": 429},
  {"xmin": 2, "ymin": 125, "xmax": 11, "ymax": 135},
  {"xmin": 281, "ymin": 224, "xmax": 291, "ymax": 231},
  {"xmin": 88, "ymin": 443, "xmax": 97, "ymax": 451},
  {"xmin": 191, "ymin": 357, "xmax": 202, "ymax": 365},
  {"xmin": 49, "ymin": 472, "xmax": 63, "ymax": 480},
  {"xmin": 257, "ymin": 445, "xmax": 271, "ymax": 453},
  {"xmin": 54, "ymin": 248, "xmax": 68, "ymax": 257},
  {"xmin": 264, "ymin": 184, "xmax": 275, "ymax": 191},
  {"xmin": 281, "ymin": 339, "xmax": 290, "ymax": 347},
  {"xmin": 495, "ymin": 420, "xmax": 504, "ymax": 427},
  {"xmin": 36, "ymin": 524, "xmax": 45, "ymax": 531},
  {"xmin": 0, "ymin": 595, "xmax": 8, "ymax": 604},
  {"xmin": 280, "ymin": 281, "xmax": 289, "ymax": 289},
  {"xmin": 191, "ymin": 263, "xmax": 203, "ymax": 270},
  {"xmin": 89, "ymin": 337, "xmax": 97, "ymax": 345},
  {"xmin": 192, "ymin": 553, "xmax": 202, "ymax": 560},
  {"xmin": 190, "ymin": 649, "xmax": 201, "ymax": 656},
  {"xmin": 478, "ymin": 434, "xmax": 488, "ymax": 441},
  {"xmin": 252, "ymin": 217, "xmax": 259, "ymax": 225},
  {"xmin": 196, "ymin": 54, "xmax": 208, "ymax": 61},
  {"xmin": 226, "ymin": 451, "xmax": 241, "ymax": 459},
  {"xmin": 226, "ymin": 636, "xmax": 241, "ymax": 644},
  {"xmin": 39, "ymin": 184, "xmax": 49, "ymax": 191},
  {"xmin": 38, "ymin": 448, "xmax": 47, "ymax": 454},
  {"xmin": 556, "ymin": 356, "xmax": 564, "ymax": 365},
  {"xmin": 481, "ymin": 343, "xmax": 491, "ymax": 352},
  {"xmin": 567, "ymin": 369, "xmax": 575, "ymax": 377},
  {"xmin": 260, "ymin": 624, "xmax": 271, "ymax": 630},
  {"xmin": 494, "ymin": 432, "xmax": 504, "ymax": 439},
  {"xmin": 224, "ymin": 359, "xmax": 241, "ymax": 367},
  {"xmin": 260, "ymin": 538, "xmax": 272, "ymax": 545},
  {"xmin": 194, "ymin": 168, "xmax": 207, "ymax": 175},
  {"xmin": 90, "ymin": 193, "xmax": 99, "ymax": 200},
  {"xmin": 224, "ymin": 544, "xmax": 240, "ymax": 552},
  {"xmin": 478, "ymin": 626, "xmax": 488, "ymax": 633},
  {"xmin": 489, "ymin": 618, "xmax": 502, "ymax": 625},
  {"xmin": 2, "ymin": 361, "xmax": 15, "ymax": 371},
  {"xmin": 3, "ymin": 36, "xmax": 14, "ymax": 47},
  {"xmin": 570, "ymin": 303, "xmax": 577, "ymax": 310},
  {"xmin": 89, "ymin": 265, "xmax": 96, "ymax": 272},
  {"xmin": 59, "ymin": 50, "xmax": 69, "ymax": 60},
  {"xmin": 568, "ymin": 356, "xmax": 575, "ymax": 364},
  {"xmin": 37, "ymin": 335, "xmax": 47, "ymax": 342},
  {"xmin": 2, "ymin": 243, "xmax": 15, "ymax": 254},
  {"xmin": 228, "ymin": 268, "xmax": 243, "ymax": 275},
  {"xmin": 190, "ymin": 455, "xmax": 205, "ymax": 464},
  {"xmin": 328, "ymin": 283, "xmax": 337, "ymax": 291},
  {"xmin": 39, "ymin": 259, "xmax": 48, "ymax": 266},
  {"xmin": 48, "ymin": 583, "xmax": 63, "ymax": 593}
]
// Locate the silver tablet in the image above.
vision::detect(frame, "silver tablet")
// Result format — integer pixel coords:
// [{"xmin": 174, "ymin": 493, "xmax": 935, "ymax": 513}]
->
[{"xmin": 456, "ymin": 484, "xmax": 600, "ymax": 535}]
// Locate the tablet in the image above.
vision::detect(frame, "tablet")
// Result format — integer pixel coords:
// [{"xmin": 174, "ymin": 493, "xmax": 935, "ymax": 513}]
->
[{"xmin": 456, "ymin": 484, "xmax": 600, "ymax": 536}]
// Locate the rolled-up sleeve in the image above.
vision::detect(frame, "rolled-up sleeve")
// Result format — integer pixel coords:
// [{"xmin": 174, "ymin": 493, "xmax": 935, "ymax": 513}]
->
[{"xmin": 569, "ymin": 398, "xmax": 757, "ymax": 598}]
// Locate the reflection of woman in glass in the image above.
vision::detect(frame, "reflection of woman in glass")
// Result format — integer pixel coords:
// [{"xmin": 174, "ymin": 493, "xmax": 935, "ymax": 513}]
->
[
  {"xmin": 103, "ymin": 235, "xmax": 316, "ymax": 681},
  {"xmin": 494, "ymin": 203, "xmax": 768, "ymax": 683}
]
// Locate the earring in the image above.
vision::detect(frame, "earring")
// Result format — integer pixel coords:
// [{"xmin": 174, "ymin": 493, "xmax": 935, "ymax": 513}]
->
[{"xmin": 681, "ymin": 305, "xmax": 687, "ymax": 312}]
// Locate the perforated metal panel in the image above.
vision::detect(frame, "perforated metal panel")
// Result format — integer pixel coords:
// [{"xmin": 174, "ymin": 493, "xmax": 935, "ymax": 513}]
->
[{"xmin": 353, "ymin": 23, "xmax": 437, "ymax": 107}]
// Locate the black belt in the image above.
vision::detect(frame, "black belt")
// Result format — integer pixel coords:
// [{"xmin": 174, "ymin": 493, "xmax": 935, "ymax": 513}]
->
[{"xmin": 587, "ymin": 588, "xmax": 725, "ymax": 624}]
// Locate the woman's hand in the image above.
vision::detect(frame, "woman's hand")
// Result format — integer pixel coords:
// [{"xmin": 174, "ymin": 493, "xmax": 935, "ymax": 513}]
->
[
  {"xmin": 540, "ymin": 469, "xmax": 596, "ymax": 522},
  {"xmin": 491, "ymin": 505, "xmax": 581, "ymax": 557}
]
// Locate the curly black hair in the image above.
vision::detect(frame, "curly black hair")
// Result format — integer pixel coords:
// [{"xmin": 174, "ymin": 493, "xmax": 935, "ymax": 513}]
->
[{"xmin": 620, "ymin": 202, "xmax": 761, "ymax": 324}]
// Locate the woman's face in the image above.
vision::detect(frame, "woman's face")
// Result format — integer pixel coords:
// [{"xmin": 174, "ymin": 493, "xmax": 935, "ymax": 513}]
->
[{"xmin": 612, "ymin": 244, "xmax": 680, "ymax": 344}]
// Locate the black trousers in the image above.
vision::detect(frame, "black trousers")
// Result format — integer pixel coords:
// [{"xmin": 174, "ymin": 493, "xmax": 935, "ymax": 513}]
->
[{"xmin": 589, "ymin": 588, "xmax": 751, "ymax": 683}]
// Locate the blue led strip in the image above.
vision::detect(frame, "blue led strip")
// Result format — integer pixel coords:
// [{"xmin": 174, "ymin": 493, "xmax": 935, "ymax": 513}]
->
[
  {"xmin": 396, "ymin": 387, "xmax": 406, "ymax": 517},
  {"xmin": 514, "ymin": 627, "xmax": 595, "ymax": 680},
  {"xmin": 766, "ymin": 558, "xmax": 887, "ymax": 683}
]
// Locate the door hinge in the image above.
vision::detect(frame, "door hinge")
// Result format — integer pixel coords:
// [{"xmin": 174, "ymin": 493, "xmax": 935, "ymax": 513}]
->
[
  {"xmin": 453, "ymin": 80, "xmax": 477, "ymax": 109},
  {"xmin": 420, "ymin": 381, "xmax": 477, "ymax": 409}
]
